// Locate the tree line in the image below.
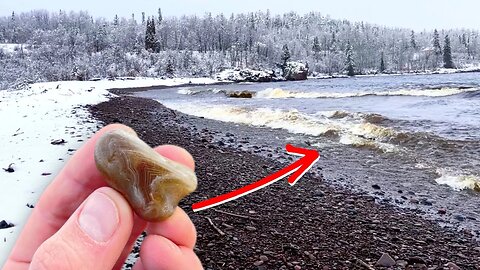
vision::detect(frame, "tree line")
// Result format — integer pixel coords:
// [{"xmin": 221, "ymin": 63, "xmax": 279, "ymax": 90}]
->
[{"xmin": 0, "ymin": 9, "xmax": 477, "ymax": 88}]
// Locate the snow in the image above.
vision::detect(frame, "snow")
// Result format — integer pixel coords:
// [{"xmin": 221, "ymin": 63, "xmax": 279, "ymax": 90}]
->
[
  {"xmin": 0, "ymin": 44, "xmax": 28, "ymax": 54},
  {"xmin": 0, "ymin": 77, "xmax": 219, "ymax": 267}
]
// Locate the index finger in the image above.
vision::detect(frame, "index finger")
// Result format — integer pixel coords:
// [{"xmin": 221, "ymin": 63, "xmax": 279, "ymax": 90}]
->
[{"xmin": 5, "ymin": 124, "xmax": 195, "ymax": 267}]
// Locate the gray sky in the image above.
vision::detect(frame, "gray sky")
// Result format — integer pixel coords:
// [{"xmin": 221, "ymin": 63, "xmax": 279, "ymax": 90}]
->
[{"xmin": 0, "ymin": 0, "xmax": 478, "ymax": 31}]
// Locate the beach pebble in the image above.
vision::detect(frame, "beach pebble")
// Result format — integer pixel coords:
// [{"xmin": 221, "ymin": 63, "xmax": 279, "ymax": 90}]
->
[
  {"xmin": 375, "ymin": 253, "xmax": 396, "ymax": 267},
  {"xmin": 371, "ymin": 184, "xmax": 381, "ymax": 190},
  {"xmin": 253, "ymin": 260, "xmax": 264, "ymax": 266},
  {"xmin": 445, "ymin": 262, "xmax": 460, "ymax": 270},
  {"xmin": 0, "ymin": 220, "xmax": 14, "ymax": 229},
  {"xmin": 438, "ymin": 208, "xmax": 447, "ymax": 215}
]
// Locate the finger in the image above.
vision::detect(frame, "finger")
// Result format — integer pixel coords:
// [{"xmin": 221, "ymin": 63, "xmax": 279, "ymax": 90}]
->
[
  {"xmin": 29, "ymin": 187, "xmax": 133, "ymax": 270},
  {"xmin": 146, "ymin": 207, "xmax": 197, "ymax": 249},
  {"xmin": 5, "ymin": 124, "xmax": 133, "ymax": 267},
  {"xmin": 155, "ymin": 145, "xmax": 195, "ymax": 170},
  {"xmin": 113, "ymin": 145, "xmax": 194, "ymax": 269},
  {"xmin": 113, "ymin": 214, "xmax": 147, "ymax": 270},
  {"xmin": 139, "ymin": 235, "xmax": 203, "ymax": 270}
]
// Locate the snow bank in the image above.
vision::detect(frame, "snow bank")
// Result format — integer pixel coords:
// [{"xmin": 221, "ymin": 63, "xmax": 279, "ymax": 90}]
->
[{"xmin": 0, "ymin": 77, "xmax": 219, "ymax": 266}]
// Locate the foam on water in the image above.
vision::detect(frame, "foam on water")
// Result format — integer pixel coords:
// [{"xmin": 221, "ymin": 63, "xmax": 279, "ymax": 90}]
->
[
  {"xmin": 162, "ymin": 101, "xmax": 399, "ymax": 152},
  {"xmin": 435, "ymin": 169, "xmax": 480, "ymax": 191},
  {"xmin": 254, "ymin": 87, "xmax": 479, "ymax": 99}
]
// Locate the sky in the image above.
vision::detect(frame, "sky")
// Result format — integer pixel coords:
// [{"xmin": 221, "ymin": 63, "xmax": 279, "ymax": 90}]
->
[{"xmin": 0, "ymin": 0, "xmax": 479, "ymax": 31}]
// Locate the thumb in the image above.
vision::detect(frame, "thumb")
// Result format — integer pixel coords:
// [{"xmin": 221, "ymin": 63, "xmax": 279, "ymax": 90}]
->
[{"xmin": 30, "ymin": 187, "xmax": 134, "ymax": 270}]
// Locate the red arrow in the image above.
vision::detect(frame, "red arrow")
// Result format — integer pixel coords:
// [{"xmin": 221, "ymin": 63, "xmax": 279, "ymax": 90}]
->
[{"xmin": 192, "ymin": 144, "xmax": 320, "ymax": 212}]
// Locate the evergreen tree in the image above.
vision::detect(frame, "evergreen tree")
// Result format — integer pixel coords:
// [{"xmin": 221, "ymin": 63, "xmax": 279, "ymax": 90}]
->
[
  {"xmin": 432, "ymin": 29, "xmax": 442, "ymax": 68},
  {"xmin": 165, "ymin": 58, "xmax": 174, "ymax": 77},
  {"xmin": 113, "ymin": 15, "xmax": 119, "ymax": 26},
  {"xmin": 312, "ymin": 37, "xmax": 321, "ymax": 55},
  {"xmin": 345, "ymin": 42, "xmax": 355, "ymax": 76},
  {"xmin": 281, "ymin": 44, "xmax": 290, "ymax": 67},
  {"xmin": 158, "ymin": 8, "xmax": 163, "ymax": 24},
  {"xmin": 145, "ymin": 18, "xmax": 157, "ymax": 51},
  {"xmin": 443, "ymin": 35, "xmax": 454, "ymax": 68},
  {"xmin": 410, "ymin": 30, "xmax": 417, "ymax": 49},
  {"xmin": 380, "ymin": 52, "xmax": 386, "ymax": 73}
]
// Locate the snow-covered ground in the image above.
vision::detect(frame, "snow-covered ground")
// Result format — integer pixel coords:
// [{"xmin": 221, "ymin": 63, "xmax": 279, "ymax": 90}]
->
[{"xmin": 0, "ymin": 77, "xmax": 219, "ymax": 267}]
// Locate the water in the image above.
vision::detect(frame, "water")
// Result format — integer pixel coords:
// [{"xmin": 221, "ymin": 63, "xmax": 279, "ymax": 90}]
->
[{"xmin": 136, "ymin": 72, "xmax": 480, "ymax": 194}]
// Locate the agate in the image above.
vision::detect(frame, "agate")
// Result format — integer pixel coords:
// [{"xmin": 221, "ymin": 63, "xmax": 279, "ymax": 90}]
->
[{"xmin": 94, "ymin": 129, "xmax": 197, "ymax": 221}]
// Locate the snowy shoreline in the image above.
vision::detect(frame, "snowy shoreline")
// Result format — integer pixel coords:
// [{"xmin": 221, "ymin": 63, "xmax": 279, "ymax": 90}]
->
[{"xmin": 0, "ymin": 77, "xmax": 220, "ymax": 266}]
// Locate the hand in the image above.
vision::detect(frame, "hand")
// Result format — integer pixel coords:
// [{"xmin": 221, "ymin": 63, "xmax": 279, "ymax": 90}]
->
[{"xmin": 4, "ymin": 124, "xmax": 203, "ymax": 270}]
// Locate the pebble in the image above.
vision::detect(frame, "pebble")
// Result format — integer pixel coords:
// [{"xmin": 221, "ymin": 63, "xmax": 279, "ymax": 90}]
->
[
  {"xmin": 253, "ymin": 260, "xmax": 264, "ymax": 266},
  {"xmin": 245, "ymin": 226, "xmax": 257, "ymax": 231},
  {"xmin": 259, "ymin": 255, "xmax": 268, "ymax": 262},
  {"xmin": 438, "ymin": 208, "xmax": 447, "ymax": 215},
  {"xmin": 375, "ymin": 253, "xmax": 396, "ymax": 267},
  {"xmin": 445, "ymin": 262, "xmax": 460, "ymax": 270},
  {"xmin": 371, "ymin": 184, "xmax": 381, "ymax": 190},
  {"xmin": 294, "ymin": 266, "xmax": 301, "ymax": 270}
]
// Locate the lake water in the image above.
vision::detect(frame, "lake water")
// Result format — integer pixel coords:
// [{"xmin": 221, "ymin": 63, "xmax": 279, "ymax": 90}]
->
[{"xmin": 137, "ymin": 72, "xmax": 480, "ymax": 194}]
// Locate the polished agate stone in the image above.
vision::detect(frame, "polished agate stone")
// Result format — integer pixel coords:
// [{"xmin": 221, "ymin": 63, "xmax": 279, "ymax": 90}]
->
[{"xmin": 94, "ymin": 129, "xmax": 197, "ymax": 221}]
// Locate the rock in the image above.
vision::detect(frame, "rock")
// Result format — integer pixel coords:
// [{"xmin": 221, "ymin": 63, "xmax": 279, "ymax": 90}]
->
[
  {"xmin": 375, "ymin": 253, "xmax": 396, "ymax": 267},
  {"xmin": 371, "ymin": 184, "xmax": 381, "ymax": 190},
  {"xmin": 253, "ymin": 260, "xmax": 264, "ymax": 266},
  {"xmin": 228, "ymin": 91, "xmax": 254, "ymax": 98},
  {"xmin": 3, "ymin": 163, "xmax": 14, "ymax": 173},
  {"xmin": 0, "ymin": 220, "xmax": 14, "ymax": 229},
  {"xmin": 438, "ymin": 208, "xmax": 447, "ymax": 215},
  {"xmin": 259, "ymin": 255, "xmax": 268, "ymax": 262},
  {"xmin": 283, "ymin": 62, "xmax": 308, "ymax": 81},
  {"xmin": 454, "ymin": 215, "xmax": 465, "ymax": 222},
  {"xmin": 407, "ymin": 257, "xmax": 426, "ymax": 265},
  {"xmin": 396, "ymin": 260, "xmax": 408, "ymax": 267},
  {"xmin": 51, "ymin": 139, "xmax": 66, "ymax": 145},
  {"xmin": 445, "ymin": 262, "xmax": 460, "ymax": 270},
  {"xmin": 216, "ymin": 68, "xmax": 276, "ymax": 83},
  {"xmin": 245, "ymin": 226, "xmax": 257, "ymax": 231},
  {"xmin": 294, "ymin": 266, "xmax": 302, "ymax": 270}
]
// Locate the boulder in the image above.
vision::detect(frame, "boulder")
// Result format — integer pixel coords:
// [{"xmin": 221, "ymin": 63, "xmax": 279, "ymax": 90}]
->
[
  {"xmin": 228, "ymin": 91, "xmax": 254, "ymax": 98},
  {"xmin": 216, "ymin": 68, "xmax": 276, "ymax": 83},
  {"xmin": 283, "ymin": 62, "xmax": 308, "ymax": 81}
]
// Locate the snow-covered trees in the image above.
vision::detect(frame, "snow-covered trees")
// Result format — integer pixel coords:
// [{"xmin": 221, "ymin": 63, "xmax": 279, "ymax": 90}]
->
[{"xmin": 1, "ymin": 9, "xmax": 480, "ymax": 88}]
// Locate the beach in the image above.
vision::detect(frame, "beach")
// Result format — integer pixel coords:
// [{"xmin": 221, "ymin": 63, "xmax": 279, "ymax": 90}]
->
[{"xmin": 89, "ymin": 94, "xmax": 480, "ymax": 269}]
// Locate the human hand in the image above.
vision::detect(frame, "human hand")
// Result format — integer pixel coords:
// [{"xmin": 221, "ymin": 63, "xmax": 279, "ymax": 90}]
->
[{"xmin": 3, "ymin": 124, "xmax": 203, "ymax": 270}]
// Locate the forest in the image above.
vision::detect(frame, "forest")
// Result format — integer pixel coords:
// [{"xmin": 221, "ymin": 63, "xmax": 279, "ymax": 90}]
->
[{"xmin": 0, "ymin": 9, "xmax": 479, "ymax": 88}]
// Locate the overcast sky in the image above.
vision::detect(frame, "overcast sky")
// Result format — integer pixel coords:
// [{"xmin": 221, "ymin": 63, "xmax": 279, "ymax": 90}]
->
[{"xmin": 0, "ymin": 0, "xmax": 478, "ymax": 31}]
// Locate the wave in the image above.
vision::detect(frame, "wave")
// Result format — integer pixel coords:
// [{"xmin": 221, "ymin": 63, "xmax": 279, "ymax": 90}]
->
[
  {"xmin": 435, "ymin": 169, "xmax": 480, "ymax": 192},
  {"xmin": 162, "ymin": 101, "xmax": 400, "ymax": 152},
  {"xmin": 254, "ymin": 87, "xmax": 479, "ymax": 99},
  {"xmin": 177, "ymin": 87, "xmax": 225, "ymax": 95}
]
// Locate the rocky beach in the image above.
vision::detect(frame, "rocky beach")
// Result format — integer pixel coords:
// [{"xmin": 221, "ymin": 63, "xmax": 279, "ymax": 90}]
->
[{"xmin": 89, "ymin": 95, "xmax": 480, "ymax": 269}]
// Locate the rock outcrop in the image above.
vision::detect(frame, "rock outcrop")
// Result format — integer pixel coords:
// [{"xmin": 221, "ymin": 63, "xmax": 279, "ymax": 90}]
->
[{"xmin": 283, "ymin": 62, "xmax": 308, "ymax": 81}]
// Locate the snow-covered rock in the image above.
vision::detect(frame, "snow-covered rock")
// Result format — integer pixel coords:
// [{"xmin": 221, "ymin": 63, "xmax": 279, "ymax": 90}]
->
[
  {"xmin": 216, "ymin": 68, "xmax": 276, "ymax": 82},
  {"xmin": 283, "ymin": 62, "xmax": 308, "ymax": 81}
]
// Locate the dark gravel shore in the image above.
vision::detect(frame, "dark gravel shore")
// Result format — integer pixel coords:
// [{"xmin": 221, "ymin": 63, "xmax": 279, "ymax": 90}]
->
[{"xmin": 89, "ymin": 96, "xmax": 480, "ymax": 269}]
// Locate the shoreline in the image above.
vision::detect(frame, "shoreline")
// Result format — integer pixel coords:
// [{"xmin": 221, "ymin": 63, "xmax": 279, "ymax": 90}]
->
[{"xmin": 89, "ymin": 95, "xmax": 480, "ymax": 269}]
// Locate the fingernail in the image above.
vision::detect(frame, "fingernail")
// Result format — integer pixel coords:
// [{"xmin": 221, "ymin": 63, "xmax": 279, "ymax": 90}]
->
[{"xmin": 78, "ymin": 192, "xmax": 119, "ymax": 242}]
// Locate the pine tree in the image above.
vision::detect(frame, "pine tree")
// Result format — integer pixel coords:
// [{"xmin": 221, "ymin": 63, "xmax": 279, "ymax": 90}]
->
[
  {"xmin": 312, "ymin": 37, "xmax": 321, "ymax": 55},
  {"xmin": 113, "ymin": 15, "xmax": 119, "ymax": 26},
  {"xmin": 410, "ymin": 30, "xmax": 417, "ymax": 49},
  {"xmin": 158, "ymin": 8, "xmax": 163, "ymax": 24},
  {"xmin": 443, "ymin": 35, "xmax": 454, "ymax": 68},
  {"xmin": 281, "ymin": 44, "xmax": 290, "ymax": 67},
  {"xmin": 432, "ymin": 29, "xmax": 442, "ymax": 68},
  {"xmin": 433, "ymin": 29, "xmax": 442, "ymax": 56},
  {"xmin": 345, "ymin": 42, "xmax": 355, "ymax": 76},
  {"xmin": 165, "ymin": 58, "xmax": 174, "ymax": 77},
  {"xmin": 380, "ymin": 52, "xmax": 386, "ymax": 73},
  {"xmin": 145, "ymin": 18, "xmax": 157, "ymax": 51}
]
